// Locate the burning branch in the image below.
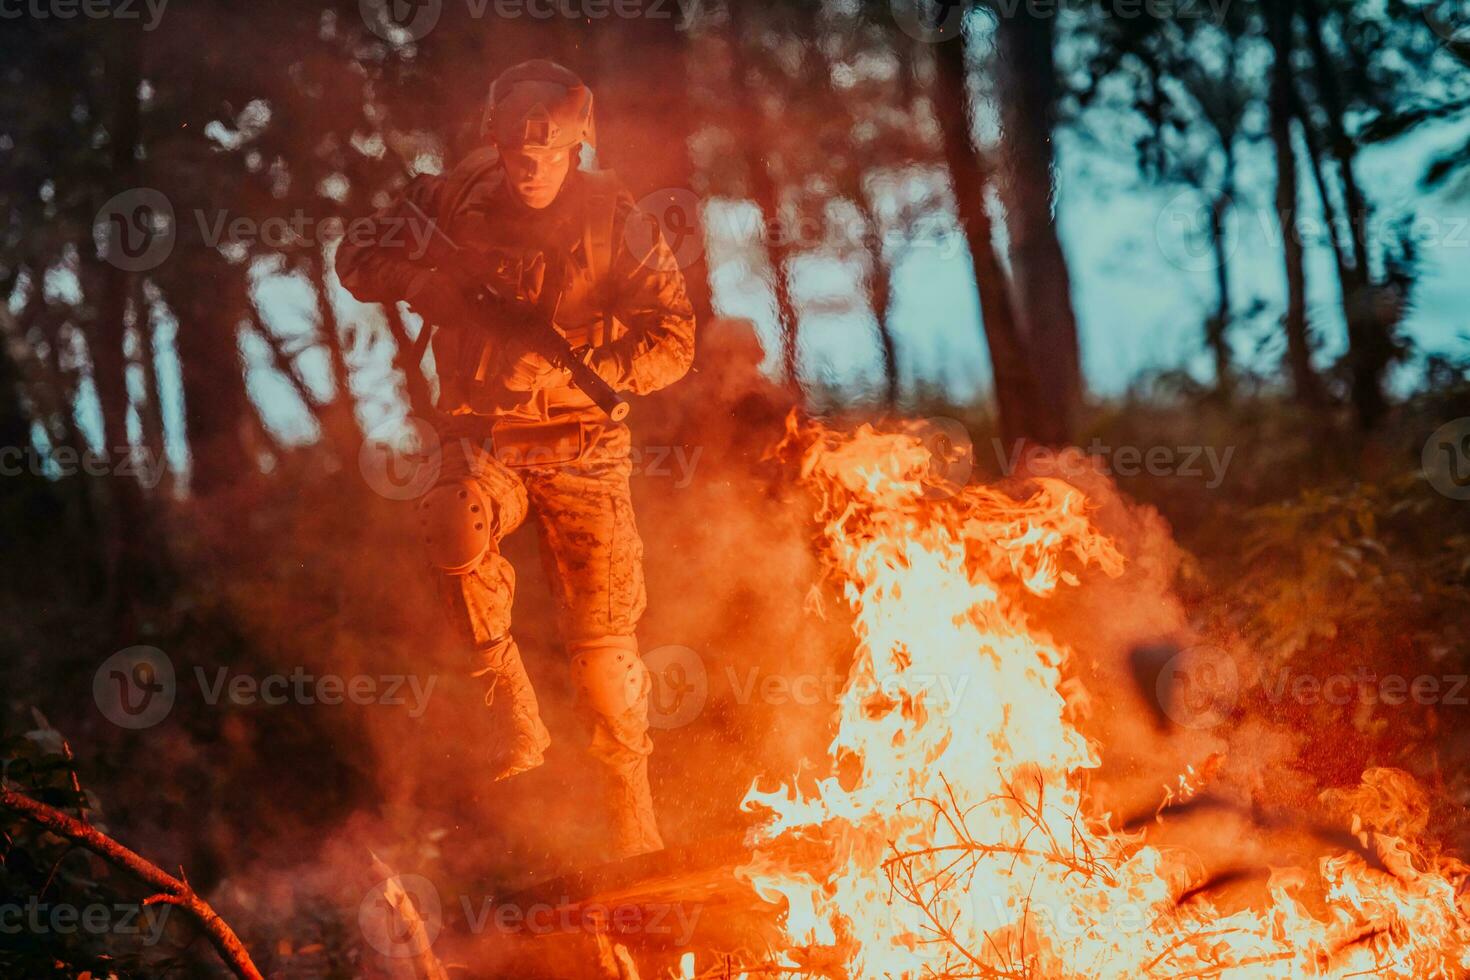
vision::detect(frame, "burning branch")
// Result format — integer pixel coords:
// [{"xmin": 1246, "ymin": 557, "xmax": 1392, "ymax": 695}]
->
[
  {"xmin": 0, "ymin": 787, "xmax": 264, "ymax": 980},
  {"xmin": 741, "ymin": 421, "xmax": 1470, "ymax": 978},
  {"xmin": 879, "ymin": 774, "xmax": 1121, "ymax": 979}
]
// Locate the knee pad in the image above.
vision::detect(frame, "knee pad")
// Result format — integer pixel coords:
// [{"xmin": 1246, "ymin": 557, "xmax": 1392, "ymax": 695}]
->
[
  {"xmin": 418, "ymin": 478, "xmax": 493, "ymax": 574},
  {"xmin": 569, "ymin": 636, "xmax": 647, "ymax": 718}
]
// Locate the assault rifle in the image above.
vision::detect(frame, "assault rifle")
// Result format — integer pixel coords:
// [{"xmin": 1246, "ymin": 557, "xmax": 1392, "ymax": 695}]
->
[{"xmin": 402, "ymin": 198, "xmax": 630, "ymax": 422}]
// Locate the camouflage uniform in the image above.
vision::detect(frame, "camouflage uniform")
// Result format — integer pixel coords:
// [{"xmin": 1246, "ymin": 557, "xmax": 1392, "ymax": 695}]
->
[{"xmin": 336, "ymin": 61, "xmax": 695, "ymax": 859}]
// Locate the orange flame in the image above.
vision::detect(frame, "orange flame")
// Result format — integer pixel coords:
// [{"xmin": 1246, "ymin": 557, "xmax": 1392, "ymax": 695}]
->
[{"xmin": 719, "ymin": 419, "xmax": 1469, "ymax": 979}]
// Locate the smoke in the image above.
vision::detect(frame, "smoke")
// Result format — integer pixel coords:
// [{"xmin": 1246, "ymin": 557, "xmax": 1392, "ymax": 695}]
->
[{"xmin": 29, "ymin": 330, "xmax": 1431, "ymax": 976}]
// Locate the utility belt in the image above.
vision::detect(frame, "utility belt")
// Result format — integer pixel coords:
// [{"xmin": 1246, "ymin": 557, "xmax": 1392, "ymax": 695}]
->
[
  {"xmin": 457, "ymin": 388, "xmax": 630, "ymax": 471},
  {"xmin": 491, "ymin": 412, "xmax": 591, "ymax": 469}
]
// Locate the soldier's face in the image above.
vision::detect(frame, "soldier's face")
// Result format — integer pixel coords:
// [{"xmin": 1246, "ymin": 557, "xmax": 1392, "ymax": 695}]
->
[{"xmin": 502, "ymin": 145, "xmax": 573, "ymax": 209}]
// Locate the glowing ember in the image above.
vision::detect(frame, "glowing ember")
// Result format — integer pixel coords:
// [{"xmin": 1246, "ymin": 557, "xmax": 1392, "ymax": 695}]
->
[{"xmin": 720, "ymin": 418, "xmax": 1469, "ymax": 979}]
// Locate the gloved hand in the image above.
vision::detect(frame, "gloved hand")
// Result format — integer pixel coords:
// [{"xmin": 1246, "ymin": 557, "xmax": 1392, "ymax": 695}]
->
[
  {"xmin": 410, "ymin": 270, "xmax": 484, "ymax": 413},
  {"xmin": 499, "ymin": 342, "xmax": 573, "ymax": 392},
  {"xmin": 405, "ymin": 269, "xmax": 477, "ymax": 327}
]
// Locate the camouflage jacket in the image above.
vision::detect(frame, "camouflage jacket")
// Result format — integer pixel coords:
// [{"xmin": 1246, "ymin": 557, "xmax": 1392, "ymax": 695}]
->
[{"xmin": 336, "ymin": 149, "xmax": 696, "ymax": 439}]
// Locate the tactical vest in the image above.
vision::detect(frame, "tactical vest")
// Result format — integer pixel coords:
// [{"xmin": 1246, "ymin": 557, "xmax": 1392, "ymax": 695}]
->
[
  {"xmin": 432, "ymin": 148, "xmax": 628, "ymax": 458},
  {"xmin": 438, "ymin": 147, "xmax": 622, "ymax": 350}
]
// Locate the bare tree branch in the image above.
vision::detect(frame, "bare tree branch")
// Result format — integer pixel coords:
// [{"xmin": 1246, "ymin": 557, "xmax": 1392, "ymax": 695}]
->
[{"xmin": 0, "ymin": 788, "xmax": 264, "ymax": 980}]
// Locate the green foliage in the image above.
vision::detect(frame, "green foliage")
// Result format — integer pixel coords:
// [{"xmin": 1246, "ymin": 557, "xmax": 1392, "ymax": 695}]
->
[{"xmin": 1220, "ymin": 474, "xmax": 1470, "ymax": 667}]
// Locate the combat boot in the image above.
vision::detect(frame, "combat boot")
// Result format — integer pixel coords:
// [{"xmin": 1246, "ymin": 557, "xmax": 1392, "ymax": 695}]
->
[
  {"xmin": 571, "ymin": 637, "xmax": 665, "ymax": 859},
  {"xmin": 473, "ymin": 636, "xmax": 552, "ymax": 781}
]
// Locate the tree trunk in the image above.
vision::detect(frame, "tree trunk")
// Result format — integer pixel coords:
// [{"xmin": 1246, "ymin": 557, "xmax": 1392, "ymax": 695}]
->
[
  {"xmin": 90, "ymin": 27, "xmax": 171, "ymax": 615},
  {"xmin": 587, "ymin": 9, "xmax": 716, "ymax": 333},
  {"xmin": 0, "ymin": 306, "xmax": 32, "ymax": 455},
  {"xmin": 1297, "ymin": 0, "xmax": 1390, "ymax": 428},
  {"xmin": 309, "ymin": 254, "xmax": 364, "ymax": 452},
  {"xmin": 170, "ymin": 247, "xmax": 253, "ymax": 495},
  {"xmin": 724, "ymin": 4, "xmax": 803, "ymax": 392},
  {"xmin": 992, "ymin": 9, "xmax": 1080, "ymax": 445},
  {"xmin": 1266, "ymin": 0, "xmax": 1325, "ymax": 407},
  {"xmin": 859, "ymin": 202, "xmax": 901, "ymax": 410},
  {"xmin": 133, "ymin": 281, "xmax": 170, "ymax": 494},
  {"xmin": 1207, "ymin": 190, "xmax": 1233, "ymax": 396},
  {"xmin": 382, "ymin": 303, "xmax": 436, "ymax": 420},
  {"xmin": 932, "ymin": 27, "xmax": 1037, "ymax": 448}
]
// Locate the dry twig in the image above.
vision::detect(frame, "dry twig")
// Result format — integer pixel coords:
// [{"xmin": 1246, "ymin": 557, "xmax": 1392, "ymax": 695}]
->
[{"xmin": 0, "ymin": 787, "xmax": 264, "ymax": 980}]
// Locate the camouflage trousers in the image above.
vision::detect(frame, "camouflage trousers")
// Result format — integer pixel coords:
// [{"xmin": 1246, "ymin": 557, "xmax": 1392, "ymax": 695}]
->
[
  {"xmin": 428, "ymin": 417, "xmax": 662, "ymax": 856},
  {"xmin": 433, "ymin": 419, "xmax": 647, "ymax": 649}
]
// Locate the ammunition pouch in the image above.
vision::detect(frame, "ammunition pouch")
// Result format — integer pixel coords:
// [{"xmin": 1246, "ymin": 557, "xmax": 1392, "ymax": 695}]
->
[{"xmin": 490, "ymin": 416, "xmax": 586, "ymax": 468}]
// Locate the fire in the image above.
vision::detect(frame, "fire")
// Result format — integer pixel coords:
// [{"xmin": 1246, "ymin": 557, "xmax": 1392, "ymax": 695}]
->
[{"xmin": 717, "ymin": 418, "xmax": 1470, "ymax": 979}]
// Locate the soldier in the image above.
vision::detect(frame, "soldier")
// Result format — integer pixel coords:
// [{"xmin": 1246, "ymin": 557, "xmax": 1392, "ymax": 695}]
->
[{"xmin": 337, "ymin": 60, "xmax": 696, "ymax": 859}]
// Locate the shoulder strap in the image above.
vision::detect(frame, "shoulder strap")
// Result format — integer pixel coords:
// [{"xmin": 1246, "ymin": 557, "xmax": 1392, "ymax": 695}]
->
[
  {"xmin": 579, "ymin": 168, "xmax": 623, "ymax": 293},
  {"xmin": 440, "ymin": 146, "xmax": 503, "ymax": 225}
]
